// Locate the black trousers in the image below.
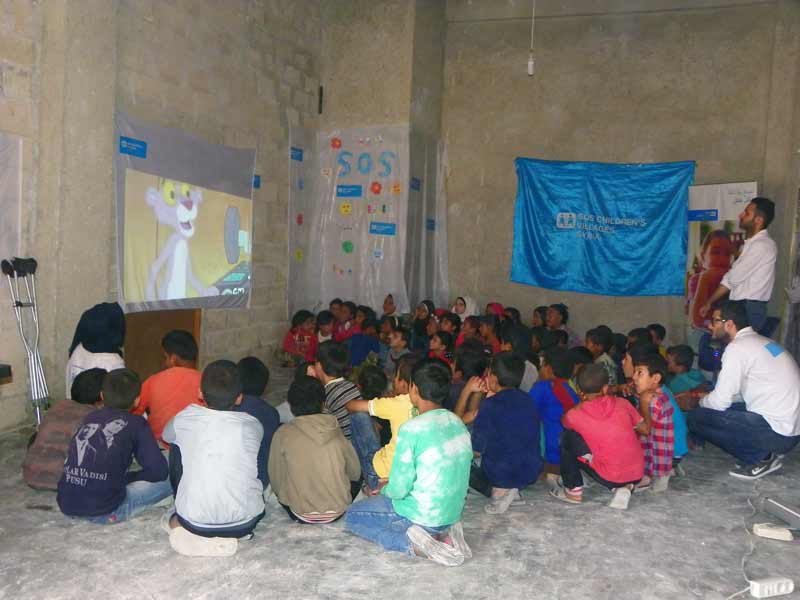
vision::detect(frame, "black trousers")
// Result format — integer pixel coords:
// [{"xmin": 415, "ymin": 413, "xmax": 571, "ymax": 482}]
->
[
  {"xmin": 560, "ymin": 429, "xmax": 641, "ymax": 490},
  {"xmin": 469, "ymin": 462, "xmax": 493, "ymax": 497}
]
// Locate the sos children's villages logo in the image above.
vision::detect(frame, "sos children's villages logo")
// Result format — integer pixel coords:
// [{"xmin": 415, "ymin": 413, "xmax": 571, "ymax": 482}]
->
[
  {"xmin": 555, "ymin": 211, "xmax": 647, "ymax": 232},
  {"xmin": 556, "ymin": 212, "xmax": 576, "ymax": 229}
]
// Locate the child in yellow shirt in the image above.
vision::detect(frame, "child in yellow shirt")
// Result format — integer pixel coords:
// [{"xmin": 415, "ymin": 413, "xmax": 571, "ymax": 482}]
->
[{"xmin": 347, "ymin": 355, "xmax": 420, "ymax": 488}]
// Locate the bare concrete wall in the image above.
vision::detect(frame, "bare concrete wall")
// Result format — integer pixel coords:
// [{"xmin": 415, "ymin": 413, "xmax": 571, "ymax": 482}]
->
[
  {"xmin": 442, "ymin": 0, "xmax": 800, "ymax": 341},
  {"xmin": 0, "ymin": 0, "xmax": 321, "ymax": 431}
]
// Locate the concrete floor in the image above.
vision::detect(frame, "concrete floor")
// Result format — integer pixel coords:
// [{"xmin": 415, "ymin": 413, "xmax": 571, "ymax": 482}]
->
[{"xmin": 1, "ymin": 370, "xmax": 799, "ymax": 600}]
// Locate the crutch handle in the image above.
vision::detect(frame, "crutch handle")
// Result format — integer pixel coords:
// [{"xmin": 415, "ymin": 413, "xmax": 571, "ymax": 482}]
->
[
  {"xmin": 11, "ymin": 257, "xmax": 37, "ymax": 276},
  {"xmin": 1, "ymin": 259, "xmax": 13, "ymax": 276}
]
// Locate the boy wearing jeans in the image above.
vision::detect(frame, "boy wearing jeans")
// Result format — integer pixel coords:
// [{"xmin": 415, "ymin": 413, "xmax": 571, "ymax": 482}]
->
[
  {"xmin": 345, "ymin": 359, "xmax": 473, "ymax": 566},
  {"xmin": 57, "ymin": 369, "xmax": 170, "ymax": 524}
]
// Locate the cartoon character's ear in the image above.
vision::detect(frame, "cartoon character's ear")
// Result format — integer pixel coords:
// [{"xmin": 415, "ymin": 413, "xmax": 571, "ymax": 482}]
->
[{"xmin": 146, "ymin": 187, "xmax": 160, "ymax": 208}]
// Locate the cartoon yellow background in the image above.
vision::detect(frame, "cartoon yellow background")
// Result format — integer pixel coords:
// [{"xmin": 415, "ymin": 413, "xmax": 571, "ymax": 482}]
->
[{"xmin": 123, "ymin": 168, "xmax": 252, "ymax": 302}]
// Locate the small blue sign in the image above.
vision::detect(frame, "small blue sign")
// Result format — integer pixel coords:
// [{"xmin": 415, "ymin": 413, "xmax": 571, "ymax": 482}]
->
[
  {"xmin": 290, "ymin": 147, "xmax": 304, "ymax": 162},
  {"xmin": 410, "ymin": 177, "xmax": 421, "ymax": 191},
  {"xmin": 337, "ymin": 185, "xmax": 363, "ymax": 198},
  {"xmin": 688, "ymin": 209, "xmax": 718, "ymax": 222},
  {"xmin": 426, "ymin": 218, "xmax": 436, "ymax": 231},
  {"xmin": 369, "ymin": 222, "xmax": 397, "ymax": 236},
  {"xmin": 119, "ymin": 136, "xmax": 147, "ymax": 159},
  {"xmin": 253, "ymin": 175, "xmax": 261, "ymax": 189}
]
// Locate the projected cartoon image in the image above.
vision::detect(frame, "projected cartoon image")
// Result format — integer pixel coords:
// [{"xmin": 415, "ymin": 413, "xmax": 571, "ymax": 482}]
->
[{"xmin": 123, "ymin": 170, "xmax": 252, "ymax": 303}]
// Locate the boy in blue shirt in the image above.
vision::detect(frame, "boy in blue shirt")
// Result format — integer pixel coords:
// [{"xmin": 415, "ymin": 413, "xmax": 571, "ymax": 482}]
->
[
  {"xmin": 57, "ymin": 368, "xmax": 170, "ymax": 524},
  {"xmin": 469, "ymin": 352, "xmax": 543, "ymax": 514},
  {"xmin": 235, "ymin": 357, "xmax": 280, "ymax": 489},
  {"xmin": 665, "ymin": 345, "xmax": 708, "ymax": 395}
]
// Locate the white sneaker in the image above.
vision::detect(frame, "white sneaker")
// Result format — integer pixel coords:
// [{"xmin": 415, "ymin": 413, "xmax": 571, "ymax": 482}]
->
[
  {"xmin": 608, "ymin": 487, "xmax": 632, "ymax": 510},
  {"xmin": 485, "ymin": 488, "xmax": 520, "ymax": 515},
  {"xmin": 406, "ymin": 525, "xmax": 464, "ymax": 567},
  {"xmin": 169, "ymin": 528, "xmax": 238, "ymax": 557},
  {"xmin": 445, "ymin": 521, "xmax": 472, "ymax": 559},
  {"xmin": 651, "ymin": 475, "xmax": 670, "ymax": 494}
]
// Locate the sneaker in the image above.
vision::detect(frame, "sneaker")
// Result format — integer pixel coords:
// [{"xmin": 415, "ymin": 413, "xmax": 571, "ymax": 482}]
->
[
  {"xmin": 444, "ymin": 521, "xmax": 472, "ymax": 560},
  {"xmin": 651, "ymin": 475, "xmax": 670, "ymax": 494},
  {"xmin": 169, "ymin": 528, "xmax": 238, "ymax": 557},
  {"xmin": 485, "ymin": 488, "xmax": 520, "ymax": 514},
  {"xmin": 608, "ymin": 486, "xmax": 632, "ymax": 510},
  {"xmin": 729, "ymin": 454, "xmax": 783, "ymax": 481},
  {"xmin": 549, "ymin": 486, "xmax": 582, "ymax": 505},
  {"xmin": 406, "ymin": 525, "xmax": 464, "ymax": 567}
]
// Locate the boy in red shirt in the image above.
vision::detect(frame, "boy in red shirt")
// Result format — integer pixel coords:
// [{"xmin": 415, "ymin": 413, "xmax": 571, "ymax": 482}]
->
[
  {"xmin": 132, "ymin": 330, "xmax": 202, "ymax": 447},
  {"xmin": 632, "ymin": 353, "xmax": 674, "ymax": 494},
  {"xmin": 550, "ymin": 364, "xmax": 644, "ymax": 510}
]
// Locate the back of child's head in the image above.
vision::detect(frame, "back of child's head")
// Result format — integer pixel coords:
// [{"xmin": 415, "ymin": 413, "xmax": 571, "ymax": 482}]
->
[
  {"xmin": 162, "ymin": 330, "xmax": 198, "ymax": 362},
  {"xmin": 71, "ymin": 368, "xmax": 106, "ymax": 405},
  {"xmin": 361, "ymin": 317, "xmax": 379, "ymax": 335},
  {"xmin": 498, "ymin": 321, "xmax": 528, "ymax": 357},
  {"xmin": 627, "ymin": 327, "xmax": 652, "ymax": 347},
  {"xmin": 329, "ymin": 298, "xmax": 343, "ymax": 310},
  {"xmin": 316, "ymin": 310, "xmax": 335, "ymax": 328},
  {"xmin": 288, "ymin": 375, "xmax": 325, "ymax": 416},
  {"xmin": 201, "ymin": 360, "xmax": 242, "ymax": 410},
  {"xmin": 503, "ymin": 307, "xmax": 522, "ymax": 324},
  {"xmin": 480, "ymin": 314, "xmax": 499, "ymax": 334},
  {"xmin": 102, "ymin": 368, "xmax": 141, "ymax": 410},
  {"xmin": 294, "ymin": 361, "xmax": 315, "ymax": 380},
  {"xmin": 432, "ymin": 331, "xmax": 454, "ymax": 351},
  {"xmin": 543, "ymin": 346, "xmax": 574, "ymax": 379},
  {"xmin": 647, "ymin": 323, "xmax": 666, "ymax": 343},
  {"xmin": 633, "ymin": 352, "xmax": 669, "ymax": 384},
  {"xmin": 568, "ymin": 346, "xmax": 593, "ymax": 369},
  {"xmin": 533, "ymin": 305, "xmax": 548, "ymax": 324},
  {"xmin": 610, "ymin": 333, "xmax": 628, "ymax": 359},
  {"xmin": 342, "ymin": 301, "xmax": 357, "ymax": 319},
  {"xmin": 316, "ymin": 340, "xmax": 349, "ymax": 377},
  {"xmin": 395, "ymin": 354, "xmax": 421, "ymax": 385},
  {"xmin": 454, "ymin": 345, "xmax": 489, "ymax": 379},
  {"xmin": 577, "ymin": 363, "xmax": 609, "ymax": 395},
  {"xmin": 291, "ymin": 309, "xmax": 314, "ymax": 329},
  {"xmin": 441, "ymin": 311, "xmax": 461, "ymax": 333},
  {"xmin": 553, "ymin": 329, "xmax": 569, "ymax": 346},
  {"xmin": 411, "ymin": 358, "xmax": 452, "ymax": 405},
  {"xmin": 627, "ymin": 341, "xmax": 660, "ymax": 364},
  {"xmin": 382, "ymin": 315, "xmax": 401, "ymax": 332},
  {"xmin": 461, "ymin": 315, "xmax": 479, "ymax": 331},
  {"xmin": 358, "ymin": 364, "xmax": 388, "ymax": 400},
  {"xmin": 586, "ymin": 327, "xmax": 612, "ymax": 353},
  {"xmin": 237, "ymin": 356, "xmax": 270, "ymax": 396},
  {"xmin": 490, "ymin": 351, "xmax": 524, "ymax": 389},
  {"xmin": 666, "ymin": 344, "xmax": 694, "ymax": 370}
]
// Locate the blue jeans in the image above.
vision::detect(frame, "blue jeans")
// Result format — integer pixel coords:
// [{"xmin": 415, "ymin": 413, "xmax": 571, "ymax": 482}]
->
[
  {"xmin": 83, "ymin": 478, "xmax": 172, "ymax": 525},
  {"xmin": 745, "ymin": 300, "xmax": 767, "ymax": 334},
  {"xmin": 345, "ymin": 495, "xmax": 447, "ymax": 555},
  {"xmin": 349, "ymin": 412, "xmax": 381, "ymax": 489},
  {"xmin": 686, "ymin": 405, "xmax": 800, "ymax": 465}
]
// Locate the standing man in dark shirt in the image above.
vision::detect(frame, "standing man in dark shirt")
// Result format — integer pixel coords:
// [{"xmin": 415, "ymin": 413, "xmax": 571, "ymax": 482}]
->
[
  {"xmin": 57, "ymin": 369, "xmax": 170, "ymax": 524},
  {"xmin": 235, "ymin": 357, "xmax": 280, "ymax": 489}
]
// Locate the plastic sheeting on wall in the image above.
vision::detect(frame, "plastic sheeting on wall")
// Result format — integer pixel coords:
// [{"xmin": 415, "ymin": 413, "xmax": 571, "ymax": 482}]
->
[{"xmin": 288, "ymin": 125, "xmax": 449, "ymax": 316}]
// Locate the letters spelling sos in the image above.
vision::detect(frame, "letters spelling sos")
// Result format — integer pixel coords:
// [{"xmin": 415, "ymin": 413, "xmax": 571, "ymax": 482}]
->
[{"xmin": 337, "ymin": 151, "xmax": 397, "ymax": 178}]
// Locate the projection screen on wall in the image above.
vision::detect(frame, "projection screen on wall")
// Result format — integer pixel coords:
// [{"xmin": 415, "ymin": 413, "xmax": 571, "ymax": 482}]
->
[{"xmin": 114, "ymin": 113, "xmax": 256, "ymax": 312}]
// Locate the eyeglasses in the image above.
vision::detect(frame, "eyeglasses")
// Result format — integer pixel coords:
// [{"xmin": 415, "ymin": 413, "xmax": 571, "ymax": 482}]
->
[{"xmin": 710, "ymin": 317, "xmax": 728, "ymax": 324}]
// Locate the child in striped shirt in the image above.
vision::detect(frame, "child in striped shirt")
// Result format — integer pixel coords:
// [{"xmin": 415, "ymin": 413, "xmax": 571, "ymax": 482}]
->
[{"xmin": 632, "ymin": 353, "xmax": 674, "ymax": 494}]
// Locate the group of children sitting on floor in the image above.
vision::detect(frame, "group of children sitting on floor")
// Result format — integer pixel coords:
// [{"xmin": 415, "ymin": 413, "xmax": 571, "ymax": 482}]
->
[{"xmin": 23, "ymin": 296, "xmax": 712, "ymax": 565}]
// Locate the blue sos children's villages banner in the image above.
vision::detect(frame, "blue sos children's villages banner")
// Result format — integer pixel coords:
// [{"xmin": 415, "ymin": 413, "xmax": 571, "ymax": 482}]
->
[{"xmin": 511, "ymin": 158, "xmax": 695, "ymax": 296}]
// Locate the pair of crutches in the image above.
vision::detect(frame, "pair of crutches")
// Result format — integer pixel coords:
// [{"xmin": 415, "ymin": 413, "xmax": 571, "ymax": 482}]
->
[{"xmin": 2, "ymin": 257, "xmax": 49, "ymax": 426}]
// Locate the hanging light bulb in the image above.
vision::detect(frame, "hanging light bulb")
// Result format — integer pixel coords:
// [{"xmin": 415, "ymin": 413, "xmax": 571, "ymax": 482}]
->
[{"xmin": 527, "ymin": 0, "xmax": 536, "ymax": 77}]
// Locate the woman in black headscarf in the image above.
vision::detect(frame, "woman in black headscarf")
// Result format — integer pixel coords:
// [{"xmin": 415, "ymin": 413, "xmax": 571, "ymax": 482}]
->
[
  {"xmin": 410, "ymin": 300, "xmax": 435, "ymax": 353},
  {"xmin": 65, "ymin": 303, "xmax": 126, "ymax": 398}
]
